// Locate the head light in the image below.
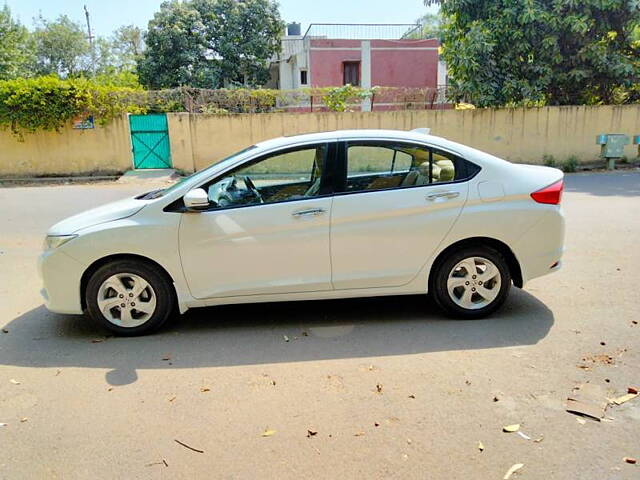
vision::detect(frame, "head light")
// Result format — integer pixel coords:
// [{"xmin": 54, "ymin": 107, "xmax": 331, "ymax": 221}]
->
[{"xmin": 44, "ymin": 235, "xmax": 77, "ymax": 250}]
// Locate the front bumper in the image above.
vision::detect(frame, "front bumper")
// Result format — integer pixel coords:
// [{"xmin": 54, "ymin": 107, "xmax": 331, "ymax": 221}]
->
[{"xmin": 38, "ymin": 248, "xmax": 86, "ymax": 314}]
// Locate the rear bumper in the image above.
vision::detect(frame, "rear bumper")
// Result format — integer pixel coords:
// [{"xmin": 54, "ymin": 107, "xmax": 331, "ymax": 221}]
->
[
  {"xmin": 38, "ymin": 249, "xmax": 85, "ymax": 314},
  {"xmin": 513, "ymin": 208, "xmax": 565, "ymax": 285}
]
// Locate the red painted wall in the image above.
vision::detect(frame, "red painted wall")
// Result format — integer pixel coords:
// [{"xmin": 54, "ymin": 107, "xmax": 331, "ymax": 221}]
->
[{"xmin": 309, "ymin": 38, "xmax": 439, "ymax": 88}]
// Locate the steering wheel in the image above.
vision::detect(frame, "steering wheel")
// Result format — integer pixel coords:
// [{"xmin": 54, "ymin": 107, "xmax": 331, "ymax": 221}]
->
[{"xmin": 243, "ymin": 176, "xmax": 264, "ymax": 203}]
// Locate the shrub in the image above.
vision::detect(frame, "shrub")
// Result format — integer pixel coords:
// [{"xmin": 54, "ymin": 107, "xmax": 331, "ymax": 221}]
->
[
  {"xmin": 543, "ymin": 154, "xmax": 556, "ymax": 167},
  {"xmin": 0, "ymin": 75, "xmax": 146, "ymax": 138},
  {"xmin": 563, "ymin": 155, "xmax": 579, "ymax": 173}
]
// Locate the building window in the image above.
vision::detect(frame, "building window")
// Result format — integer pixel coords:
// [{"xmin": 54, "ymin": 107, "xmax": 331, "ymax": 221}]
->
[
  {"xmin": 300, "ymin": 69, "xmax": 308, "ymax": 86},
  {"xmin": 343, "ymin": 61, "xmax": 360, "ymax": 86}
]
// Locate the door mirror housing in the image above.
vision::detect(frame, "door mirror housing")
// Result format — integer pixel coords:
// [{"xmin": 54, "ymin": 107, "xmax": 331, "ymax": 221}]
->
[{"xmin": 184, "ymin": 188, "xmax": 210, "ymax": 211}]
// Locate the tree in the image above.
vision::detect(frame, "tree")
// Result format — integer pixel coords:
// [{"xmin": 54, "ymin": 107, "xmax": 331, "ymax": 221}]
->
[
  {"xmin": 32, "ymin": 15, "xmax": 90, "ymax": 77},
  {"xmin": 111, "ymin": 25, "xmax": 145, "ymax": 71},
  {"xmin": 138, "ymin": 0, "xmax": 283, "ymax": 89},
  {"xmin": 405, "ymin": 13, "xmax": 442, "ymax": 40},
  {"xmin": 0, "ymin": 6, "xmax": 34, "ymax": 79},
  {"xmin": 430, "ymin": 0, "xmax": 640, "ymax": 106}
]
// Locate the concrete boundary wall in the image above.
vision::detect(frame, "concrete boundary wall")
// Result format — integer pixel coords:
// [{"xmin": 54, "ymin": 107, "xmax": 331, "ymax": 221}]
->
[{"xmin": 1, "ymin": 105, "xmax": 639, "ymax": 177}]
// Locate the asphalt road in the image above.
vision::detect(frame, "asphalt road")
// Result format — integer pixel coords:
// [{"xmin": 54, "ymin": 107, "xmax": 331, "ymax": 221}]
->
[{"xmin": 0, "ymin": 172, "xmax": 639, "ymax": 479}]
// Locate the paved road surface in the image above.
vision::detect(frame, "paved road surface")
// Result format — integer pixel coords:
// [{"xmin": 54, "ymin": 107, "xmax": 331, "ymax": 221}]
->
[{"xmin": 0, "ymin": 172, "xmax": 639, "ymax": 479}]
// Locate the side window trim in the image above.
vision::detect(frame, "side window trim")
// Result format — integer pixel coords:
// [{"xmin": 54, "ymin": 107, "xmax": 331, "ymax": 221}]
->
[{"xmin": 334, "ymin": 139, "xmax": 479, "ymax": 197}]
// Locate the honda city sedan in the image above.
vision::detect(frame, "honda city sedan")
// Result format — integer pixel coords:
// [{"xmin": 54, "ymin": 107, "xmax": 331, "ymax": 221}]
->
[{"xmin": 39, "ymin": 129, "xmax": 565, "ymax": 335}]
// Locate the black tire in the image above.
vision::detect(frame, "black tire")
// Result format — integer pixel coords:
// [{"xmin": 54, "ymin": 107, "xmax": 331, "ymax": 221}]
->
[
  {"xmin": 430, "ymin": 246, "xmax": 511, "ymax": 319},
  {"xmin": 85, "ymin": 260, "xmax": 176, "ymax": 336}
]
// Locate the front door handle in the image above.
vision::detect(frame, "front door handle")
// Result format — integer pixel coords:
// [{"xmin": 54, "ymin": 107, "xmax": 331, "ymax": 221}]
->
[
  {"xmin": 426, "ymin": 191, "xmax": 460, "ymax": 201},
  {"xmin": 292, "ymin": 208, "xmax": 326, "ymax": 217}
]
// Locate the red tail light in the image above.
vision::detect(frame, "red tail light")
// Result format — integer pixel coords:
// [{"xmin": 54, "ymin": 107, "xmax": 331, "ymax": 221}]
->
[{"xmin": 531, "ymin": 180, "xmax": 563, "ymax": 205}]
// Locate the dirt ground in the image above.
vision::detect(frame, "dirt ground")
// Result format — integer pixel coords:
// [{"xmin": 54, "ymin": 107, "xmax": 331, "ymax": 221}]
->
[{"xmin": 0, "ymin": 171, "xmax": 638, "ymax": 479}]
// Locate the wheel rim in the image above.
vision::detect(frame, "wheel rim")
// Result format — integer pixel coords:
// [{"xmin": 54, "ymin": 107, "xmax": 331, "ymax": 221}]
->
[
  {"xmin": 447, "ymin": 256, "xmax": 501, "ymax": 310},
  {"xmin": 96, "ymin": 273, "xmax": 157, "ymax": 328}
]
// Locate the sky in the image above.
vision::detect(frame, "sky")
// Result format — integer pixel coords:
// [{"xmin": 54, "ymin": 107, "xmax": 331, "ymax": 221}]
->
[{"xmin": 4, "ymin": 0, "xmax": 436, "ymax": 37}]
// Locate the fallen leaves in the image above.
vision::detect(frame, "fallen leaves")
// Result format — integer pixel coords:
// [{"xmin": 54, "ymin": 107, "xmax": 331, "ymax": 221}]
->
[
  {"xmin": 200, "ymin": 387, "xmax": 210, "ymax": 393},
  {"xmin": 503, "ymin": 424, "xmax": 520, "ymax": 433},
  {"xmin": 623, "ymin": 457, "xmax": 637, "ymax": 465},
  {"xmin": 375, "ymin": 384, "xmax": 383, "ymax": 394},
  {"xmin": 261, "ymin": 429, "xmax": 276, "ymax": 437},
  {"xmin": 9, "ymin": 379, "xmax": 20, "ymax": 385},
  {"xmin": 20, "ymin": 417, "xmax": 27, "ymax": 423},
  {"xmin": 503, "ymin": 463, "xmax": 524, "ymax": 479},
  {"xmin": 478, "ymin": 441, "xmax": 484, "ymax": 452},
  {"xmin": 306, "ymin": 429, "xmax": 317, "ymax": 438}
]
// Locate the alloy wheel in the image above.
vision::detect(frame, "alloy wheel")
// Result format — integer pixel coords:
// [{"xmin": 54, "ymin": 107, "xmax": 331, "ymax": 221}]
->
[
  {"xmin": 96, "ymin": 273, "xmax": 157, "ymax": 327},
  {"xmin": 446, "ymin": 256, "xmax": 501, "ymax": 310}
]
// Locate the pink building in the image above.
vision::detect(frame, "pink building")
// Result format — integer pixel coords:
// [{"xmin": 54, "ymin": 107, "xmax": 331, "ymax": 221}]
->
[{"xmin": 269, "ymin": 23, "xmax": 448, "ymax": 110}]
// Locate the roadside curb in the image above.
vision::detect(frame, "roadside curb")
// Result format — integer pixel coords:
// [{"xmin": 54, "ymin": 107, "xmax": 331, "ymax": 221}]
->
[{"xmin": 0, "ymin": 176, "xmax": 120, "ymax": 186}]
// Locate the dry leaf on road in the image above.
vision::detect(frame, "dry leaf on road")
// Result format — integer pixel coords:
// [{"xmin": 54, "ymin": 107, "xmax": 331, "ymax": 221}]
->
[
  {"xmin": 503, "ymin": 424, "xmax": 520, "ymax": 433},
  {"xmin": 611, "ymin": 393, "xmax": 638, "ymax": 405},
  {"xmin": 503, "ymin": 463, "xmax": 524, "ymax": 479},
  {"xmin": 478, "ymin": 441, "xmax": 484, "ymax": 452},
  {"xmin": 262, "ymin": 429, "xmax": 276, "ymax": 437},
  {"xmin": 9, "ymin": 379, "xmax": 20, "ymax": 385}
]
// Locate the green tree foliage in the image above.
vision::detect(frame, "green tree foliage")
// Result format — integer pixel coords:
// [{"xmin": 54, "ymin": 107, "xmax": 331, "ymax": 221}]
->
[
  {"xmin": 32, "ymin": 15, "xmax": 90, "ymax": 77},
  {"xmin": 405, "ymin": 13, "xmax": 443, "ymax": 40},
  {"xmin": 138, "ymin": 0, "xmax": 283, "ymax": 89},
  {"xmin": 431, "ymin": 0, "xmax": 640, "ymax": 106},
  {"xmin": 111, "ymin": 25, "xmax": 145, "ymax": 71},
  {"xmin": 0, "ymin": 6, "xmax": 34, "ymax": 80}
]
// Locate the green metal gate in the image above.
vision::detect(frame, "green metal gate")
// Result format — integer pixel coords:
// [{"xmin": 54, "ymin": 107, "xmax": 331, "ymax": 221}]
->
[{"xmin": 129, "ymin": 114, "xmax": 172, "ymax": 169}]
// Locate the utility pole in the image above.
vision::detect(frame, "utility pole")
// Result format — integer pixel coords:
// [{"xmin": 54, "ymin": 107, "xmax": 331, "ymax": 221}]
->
[{"xmin": 84, "ymin": 5, "xmax": 96, "ymax": 75}]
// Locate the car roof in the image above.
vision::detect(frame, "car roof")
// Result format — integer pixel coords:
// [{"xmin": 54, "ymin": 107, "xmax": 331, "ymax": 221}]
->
[{"xmin": 254, "ymin": 129, "xmax": 483, "ymax": 159}]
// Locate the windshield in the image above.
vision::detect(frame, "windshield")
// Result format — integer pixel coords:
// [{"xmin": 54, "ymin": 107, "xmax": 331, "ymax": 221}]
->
[{"xmin": 140, "ymin": 145, "xmax": 258, "ymax": 200}]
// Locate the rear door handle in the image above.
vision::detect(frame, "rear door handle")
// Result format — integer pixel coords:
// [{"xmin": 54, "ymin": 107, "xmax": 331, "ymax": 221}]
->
[
  {"xmin": 426, "ymin": 191, "xmax": 460, "ymax": 201},
  {"xmin": 292, "ymin": 208, "xmax": 326, "ymax": 217}
]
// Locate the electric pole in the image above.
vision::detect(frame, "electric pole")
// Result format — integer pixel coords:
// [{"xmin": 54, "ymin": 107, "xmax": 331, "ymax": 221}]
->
[{"xmin": 84, "ymin": 5, "xmax": 96, "ymax": 75}]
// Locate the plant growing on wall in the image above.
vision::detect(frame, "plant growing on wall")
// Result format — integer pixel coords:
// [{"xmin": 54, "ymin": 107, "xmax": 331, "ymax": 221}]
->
[
  {"xmin": 0, "ymin": 76, "xmax": 146, "ymax": 138},
  {"xmin": 319, "ymin": 85, "xmax": 375, "ymax": 112}
]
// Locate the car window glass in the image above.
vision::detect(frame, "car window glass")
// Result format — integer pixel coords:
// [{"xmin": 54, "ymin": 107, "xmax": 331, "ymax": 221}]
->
[{"xmin": 204, "ymin": 145, "xmax": 327, "ymax": 209}]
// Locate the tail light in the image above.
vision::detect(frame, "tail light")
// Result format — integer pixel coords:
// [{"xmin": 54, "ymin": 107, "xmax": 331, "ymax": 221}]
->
[{"xmin": 531, "ymin": 180, "xmax": 563, "ymax": 205}]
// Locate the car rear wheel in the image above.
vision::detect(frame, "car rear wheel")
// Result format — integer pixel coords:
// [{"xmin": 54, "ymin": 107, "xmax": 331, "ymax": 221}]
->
[
  {"xmin": 86, "ymin": 260, "xmax": 175, "ymax": 336},
  {"xmin": 431, "ymin": 246, "xmax": 511, "ymax": 319}
]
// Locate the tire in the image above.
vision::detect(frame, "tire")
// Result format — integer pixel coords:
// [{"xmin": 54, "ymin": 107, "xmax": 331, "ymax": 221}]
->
[
  {"xmin": 430, "ymin": 246, "xmax": 511, "ymax": 319},
  {"xmin": 85, "ymin": 260, "xmax": 176, "ymax": 336}
]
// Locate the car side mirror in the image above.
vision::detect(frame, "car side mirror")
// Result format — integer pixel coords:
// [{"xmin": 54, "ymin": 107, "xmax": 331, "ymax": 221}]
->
[{"xmin": 184, "ymin": 188, "xmax": 210, "ymax": 211}]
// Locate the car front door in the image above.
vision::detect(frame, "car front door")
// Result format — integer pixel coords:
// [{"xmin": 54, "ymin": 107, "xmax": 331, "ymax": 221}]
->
[
  {"xmin": 330, "ymin": 140, "xmax": 471, "ymax": 290},
  {"xmin": 179, "ymin": 142, "xmax": 336, "ymax": 299}
]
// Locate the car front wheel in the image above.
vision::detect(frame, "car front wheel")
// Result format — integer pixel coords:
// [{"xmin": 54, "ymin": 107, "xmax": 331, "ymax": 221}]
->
[
  {"xmin": 431, "ymin": 246, "xmax": 511, "ymax": 319},
  {"xmin": 85, "ymin": 260, "xmax": 176, "ymax": 336}
]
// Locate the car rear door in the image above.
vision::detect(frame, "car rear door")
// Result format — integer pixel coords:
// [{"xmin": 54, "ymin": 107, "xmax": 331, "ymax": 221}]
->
[
  {"xmin": 329, "ymin": 140, "xmax": 471, "ymax": 290},
  {"xmin": 178, "ymin": 142, "xmax": 337, "ymax": 299}
]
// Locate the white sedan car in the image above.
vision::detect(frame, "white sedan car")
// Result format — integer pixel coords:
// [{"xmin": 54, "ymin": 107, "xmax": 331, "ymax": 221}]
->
[{"xmin": 39, "ymin": 129, "xmax": 565, "ymax": 335}]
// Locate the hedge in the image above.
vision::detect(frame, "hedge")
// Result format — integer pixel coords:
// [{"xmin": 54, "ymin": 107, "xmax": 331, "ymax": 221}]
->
[
  {"xmin": 0, "ymin": 77, "xmax": 446, "ymax": 137},
  {"xmin": 0, "ymin": 76, "xmax": 146, "ymax": 138}
]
